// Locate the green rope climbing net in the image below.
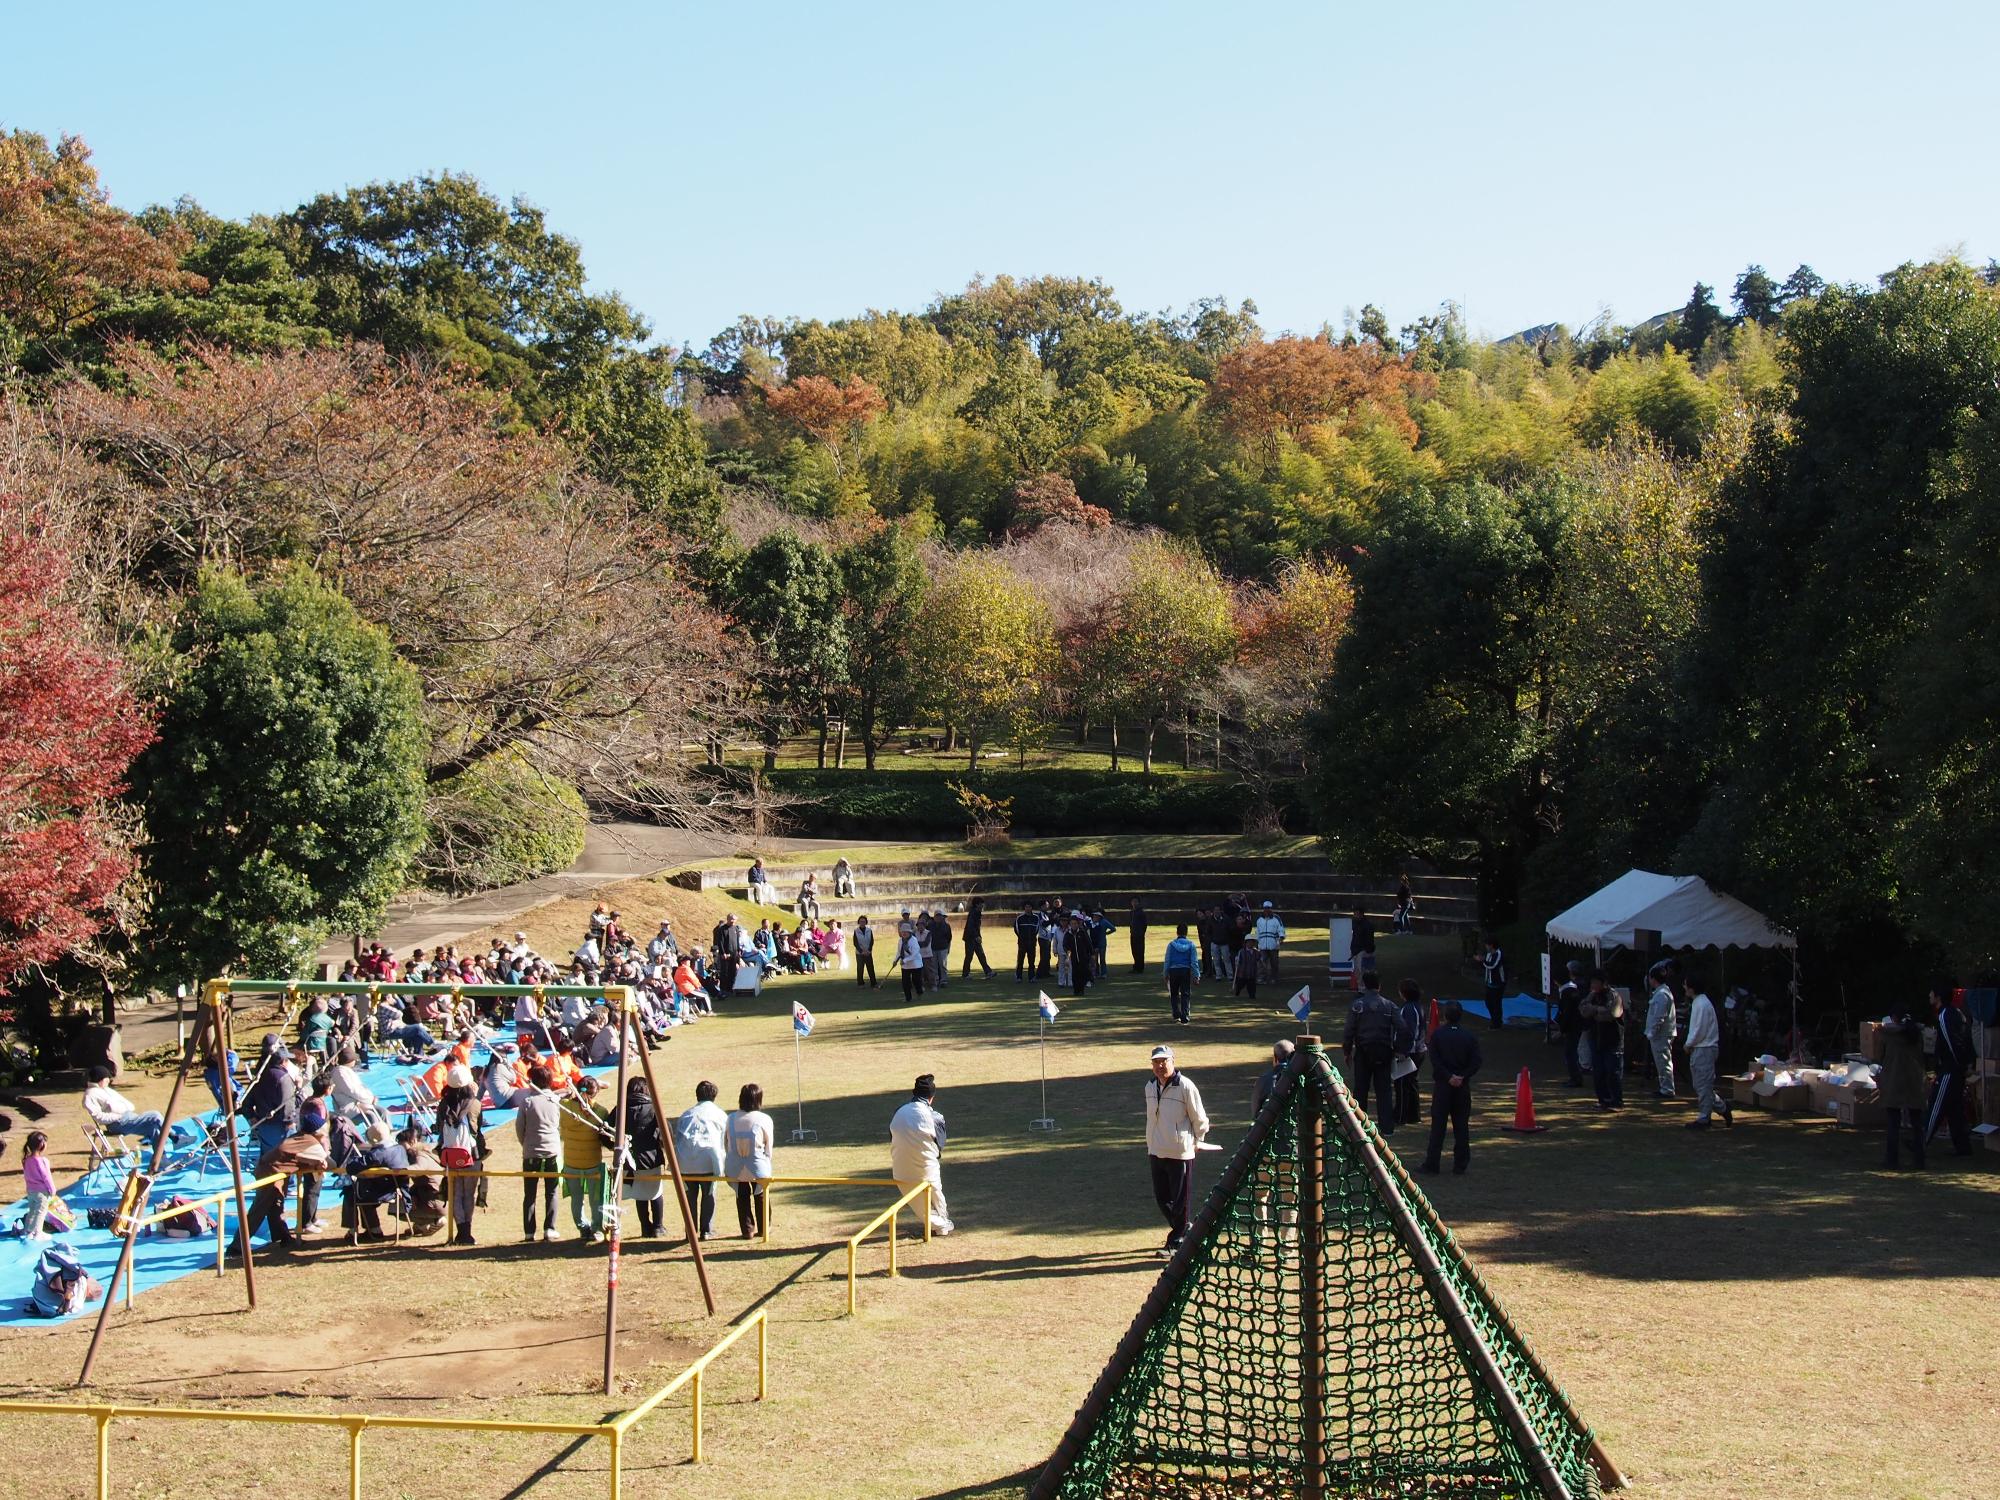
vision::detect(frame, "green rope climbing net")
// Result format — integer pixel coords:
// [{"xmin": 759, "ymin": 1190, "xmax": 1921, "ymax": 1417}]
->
[{"xmin": 1034, "ymin": 1042, "xmax": 1606, "ymax": 1500}]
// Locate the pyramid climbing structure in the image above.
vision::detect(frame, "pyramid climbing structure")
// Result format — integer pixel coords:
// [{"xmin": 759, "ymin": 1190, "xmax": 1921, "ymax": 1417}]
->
[{"xmin": 1033, "ymin": 1042, "xmax": 1611, "ymax": 1500}]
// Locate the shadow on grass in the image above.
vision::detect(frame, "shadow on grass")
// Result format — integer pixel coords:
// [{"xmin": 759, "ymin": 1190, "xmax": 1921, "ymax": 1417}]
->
[
  {"xmin": 906, "ymin": 1247, "xmax": 1159, "ymax": 1285},
  {"xmin": 919, "ymin": 1464, "xmax": 1041, "ymax": 1499}
]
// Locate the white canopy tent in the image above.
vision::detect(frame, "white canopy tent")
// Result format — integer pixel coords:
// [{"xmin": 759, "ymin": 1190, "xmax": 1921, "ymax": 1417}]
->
[{"xmin": 1546, "ymin": 869, "xmax": 1796, "ymax": 958}]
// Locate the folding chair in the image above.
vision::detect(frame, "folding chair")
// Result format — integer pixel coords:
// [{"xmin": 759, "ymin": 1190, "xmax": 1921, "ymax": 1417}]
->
[
  {"xmin": 82, "ymin": 1120, "xmax": 141, "ymax": 1190},
  {"xmin": 401, "ymin": 1075, "xmax": 439, "ymax": 1130}
]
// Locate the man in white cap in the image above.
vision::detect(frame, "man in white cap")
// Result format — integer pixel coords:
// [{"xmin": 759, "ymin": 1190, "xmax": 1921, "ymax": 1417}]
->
[
  {"xmin": 1145, "ymin": 1045, "xmax": 1209, "ymax": 1256},
  {"xmin": 1253, "ymin": 902, "xmax": 1286, "ymax": 982},
  {"xmin": 889, "ymin": 1074, "xmax": 955, "ymax": 1236}
]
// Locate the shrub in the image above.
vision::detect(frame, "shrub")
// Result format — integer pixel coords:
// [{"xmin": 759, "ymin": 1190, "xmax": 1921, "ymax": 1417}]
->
[{"xmin": 418, "ymin": 750, "xmax": 588, "ymax": 892}]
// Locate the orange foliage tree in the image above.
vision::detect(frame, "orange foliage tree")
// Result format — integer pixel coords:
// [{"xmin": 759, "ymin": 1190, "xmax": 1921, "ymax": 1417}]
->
[
  {"xmin": 762, "ymin": 373, "xmax": 886, "ymax": 475},
  {"xmin": 1207, "ymin": 336, "xmax": 1431, "ymax": 450}
]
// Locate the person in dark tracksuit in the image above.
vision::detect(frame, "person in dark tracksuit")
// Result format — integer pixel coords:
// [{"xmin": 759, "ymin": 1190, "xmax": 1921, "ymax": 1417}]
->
[
  {"xmin": 1418, "ymin": 1001, "xmax": 1483, "ymax": 1175},
  {"xmin": 1342, "ymin": 977, "xmax": 1402, "ymax": 1137},
  {"xmin": 1013, "ymin": 907, "xmax": 1040, "ymax": 982},
  {"xmin": 1394, "ymin": 978, "xmax": 1428, "ymax": 1126},
  {"xmin": 1927, "ymin": 986, "xmax": 1973, "ymax": 1157},
  {"xmin": 1581, "ymin": 975, "xmax": 1625, "ymax": 1110},
  {"xmin": 1129, "ymin": 899, "xmax": 1149, "ymax": 972},
  {"xmin": 1555, "ymin": 960, "xmax": 1587, "ymax": 1086},
  {"xmin": 961, "ymin": 898, "xmax": 992, "ymax": 978}
]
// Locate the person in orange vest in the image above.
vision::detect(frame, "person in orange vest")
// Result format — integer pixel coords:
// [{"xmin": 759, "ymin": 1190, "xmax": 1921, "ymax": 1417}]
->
[{"xmin": 1417, "ymin": 1001, "xmax": 1483, "ymax": 1176}]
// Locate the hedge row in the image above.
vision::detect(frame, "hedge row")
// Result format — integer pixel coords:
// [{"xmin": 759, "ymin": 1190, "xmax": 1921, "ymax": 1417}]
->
[{"xmin": 759, "ymin": 768, "xmax": 1306, "ymax": 838}]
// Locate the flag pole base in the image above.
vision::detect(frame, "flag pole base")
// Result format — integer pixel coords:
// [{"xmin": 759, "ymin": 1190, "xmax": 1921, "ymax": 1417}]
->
[
  {"xmin": 787, "ymin": 1128, "xmax": 818, "ymax": 1142},
  {"xmin": 1028, "ymin": 1118, "xmax": 1060, "ymax": 1132}
]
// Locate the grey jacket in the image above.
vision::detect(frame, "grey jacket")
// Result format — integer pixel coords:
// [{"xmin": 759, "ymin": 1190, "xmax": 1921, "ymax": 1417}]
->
[{"xmin": 513, "ymin": 1088, "xmax": 563, "ymax": 1159}]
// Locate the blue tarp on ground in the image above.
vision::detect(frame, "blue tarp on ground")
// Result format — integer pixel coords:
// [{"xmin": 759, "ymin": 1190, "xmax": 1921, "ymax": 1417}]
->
[{"xmin": 0, "ymin": 1042, "xmax": 609, "ymax": 1327}]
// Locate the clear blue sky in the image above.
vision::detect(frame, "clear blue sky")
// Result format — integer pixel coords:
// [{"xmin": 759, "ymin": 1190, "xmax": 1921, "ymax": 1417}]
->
[{"xmin": 7, "ymin": 1, "xmax": 1995, "ymax": 350}]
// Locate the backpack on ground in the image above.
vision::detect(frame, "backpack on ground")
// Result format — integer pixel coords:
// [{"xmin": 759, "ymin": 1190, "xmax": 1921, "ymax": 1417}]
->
[
  {"xmin": 28, "ymin": 1242, "xmax": 102, "ymax": 1318},
  {"xmin": 157, "ymin": 1195, "xmax": 212, "ymax": 1239}
]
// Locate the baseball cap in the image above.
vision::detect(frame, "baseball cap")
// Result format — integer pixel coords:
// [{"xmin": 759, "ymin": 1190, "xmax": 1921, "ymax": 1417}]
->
[
  {"xmin": 1150, "ymin": 1045, "xmax": 1174, "ymax": 1062},
  {"xmin": 1262, "ymin": 900, "xmax": 1274, "ymax": 909}
]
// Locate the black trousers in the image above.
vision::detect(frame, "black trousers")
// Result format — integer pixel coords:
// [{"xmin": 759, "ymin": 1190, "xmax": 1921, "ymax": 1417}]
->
[
  {"xmin": 735, "ymin": 1180, "xmax": 767, "ymax": 1237},
  {"xmin": 901, "ymin": 966, "xmax": 922, "ymax": 1002},
  {"xmin": 719, "ymin": 955, "xmax": 738, "ymax": 993},
  {"xmin": 1394, "ymin": 1068, "xmax": 1423, "ymax": 1125},
  {"xmin": 685, "ymin": 1180, "xmax": 714, "ymax": 1236},
  {"xmin": 1037, "ymin": 936, "xmax": 1053, "ymax": 979},
  {"xmin": 1149, "ymin": 1155, "xmax": 1193, "ymax": 1245},
  {"xmin": 1483, "ymin": 985, "xmax": 1505, "ymax": 1029},
  {"xmin": 1130, "ymin": 929, "xmax": 1147, "ymax": 971},
  {"xmin": 1349, "ymin": 1052, "xmax": 1396, "ymax": 1135},
  {"xmin": 1885, "ymin": 1106, "xmax": 1927, "ymax": 1168},
  {"xmin": 1015, "ymin": 934, "xmax": 1035, "ymax": 979},
  {"xmin": 1423, "ymin": 1080, "xmax": 1472, "ymax": 1171},
  {"xmin": 1928, "ymin": 1070, "xmax": 1971, "ymax": 1154},
  {"xmin": 634, "ymin": 1195, "xmax": 663, "ymax": 1236},
  {"xmin": 961, "ymin": 934, "xmax": 991, "ymax": 976},
  {"xmin": 856, "ymin": 951, "xmax": 876, "ymax": 986},
  {"xmin": 1168, "ymin": 969, "xmax": 1192, "ymax": 1022}
]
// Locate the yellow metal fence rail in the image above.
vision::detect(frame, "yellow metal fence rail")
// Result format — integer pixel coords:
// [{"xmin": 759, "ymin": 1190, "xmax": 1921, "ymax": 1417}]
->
[
  {"xmin": 0, "ymin": 1307, "xmax": 767, "ymax": 1500},
  {"xmin": 844, "ymin": 1181, "xmax": 933, "ymax": 1316}
]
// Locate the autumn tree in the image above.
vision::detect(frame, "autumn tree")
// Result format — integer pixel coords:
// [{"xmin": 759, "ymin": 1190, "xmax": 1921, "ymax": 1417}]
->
[
  {"xmin": 1005, "ymin": 471, "xmax": 1112, "ymax": 536},
  {"xmin": 913, "ymin": 555, "xmax": 1054, "ymax": 768},
  {"xmin": 1092, "ymin": 541, "xmax": 1237, "ymax": 772},
  {"xmin": 835, "ymin": 521, "xmax": 929, "ymax": 769},
  {"xmin": 131, "ymin": 567, "xmax": 427, "ymax": 980},
  {"xmin": 0, "ymin": 496, "xmax": 155, "ymax": 991},
  {"xmin": 762, "ymin": 374, "xmax": 887, "ymax": 477},
  {"xmin": 1208, "ymin": 335, "xmax": 1427, "ymax": 450}
]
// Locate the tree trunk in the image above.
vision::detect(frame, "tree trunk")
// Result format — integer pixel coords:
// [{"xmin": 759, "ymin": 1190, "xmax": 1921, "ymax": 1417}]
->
[
  {"xmin": 1181, "ymin": 717, "xmax": 1192, "ymax": 769},
  {"xmin": 1109, "ymin": 718, "xmax": 1120, "ymax": 772},
  {"xmin": 969, "ymin": 736, "xmax": 980, "ymax": 771},
  {"xmin": 834, "ymin": 721, "xmax": 848, "ymax": 769},
  {"xmin": 1143, "ymin": 720, "xmax": 1157, "ymax": 775},
  {"xmin": 863, "ymin": 733, "xmax": 879, "ymax": 771},
  {"xmin": 1075, "ymin": 717, "xmax": 1090, "ymax": 745},
  {"xmin": 762, "ymin": 724, "xmax": 779, "ymax": 773},
  {"xmin": 1213, "ymin": 709, "xmax": 1224, "ymax": 768},
  {"xmin": 815, "ymin": 711, "xmax": 829, "ymax": 770},
  {"xmin": 942, "ymin": 721, "xmax": 958, "ymax": 753}
]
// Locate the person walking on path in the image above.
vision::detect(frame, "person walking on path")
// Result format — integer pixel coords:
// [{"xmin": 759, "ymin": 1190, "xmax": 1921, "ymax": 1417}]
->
[
  {"xmin": 1879, "ymin": 1004, "xmax": 1928, "ymax": 1169},
  {"xmin": 1343, "ymin": 975, "xmax": 1402, "ymax": 1137},
  {"xmin": 1552, "ymin": 964, "xmax": 1584, "ymax": 1096},
  {"xmin": 513, "ymin": 1064, "xmax": 563, "ymax": 1241},
  {"xmin": 1684, "ymin": 986, "xmax": 1732, "ymax": 1129},
  {"xmin": 674, "ymin": 1080, "xmax": 729, "ymax": 1239},
  {"xmin": 1582, "ymin": 974, "xmax": 1626, "ymax": 1111},
  {"xmin": 889, "ymin": 1074, "xmax": 956, "ymax": 1236},
  {"xmin": 1479, "ymin": 937, "xmax": 1507, "ymax": 1030},
  {"xmin": 1927, "ymin": 986, "xmax": 1973, "ymax": 1156},
  {"xmin": 1013, "ymin": 906, "xmax": 1040, "ymax": 983},
  {"xmin": 853, "ymin": 915, "xmax": 878, "ymax": 988},
  {"xmin": 1129, "ymin": 899, "xmax": 1149, "ymax": 972},
  {"xmin": 961, "ymin": 898, "xmax": 993, "ymax": 978},
  {"xmin": 1645, "ymin": 963, "xmax": 1678, "ymax": 1098},
  {"xmin": 1162, "ymin": 923, "xmax": 1201, "ymax": 1025},
  {"xmin": 1418, "ymin": 1001, "xmax": 1483, "ymax": 1175},
  {"xmin": 1253, "ymin": 902, "xmax": 1286, "ymax": 982},
  {"xmin": 1144, "ymin": 1045, "xmax": 1208, "ymax": 1256}
]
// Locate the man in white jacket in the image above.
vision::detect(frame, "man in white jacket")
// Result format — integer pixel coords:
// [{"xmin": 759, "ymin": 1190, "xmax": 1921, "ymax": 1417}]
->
[
  {"xmin": 889, "ymin": 1074, "xmax": 955, "ymax": 1236},
  {"xmin": 1683, "ymin": 988, "xmax": 1732, "ymax": 1129},
  {"xmin": 1145, "ymin": 1045, "xmax": 1209, "ymax": 1256}
]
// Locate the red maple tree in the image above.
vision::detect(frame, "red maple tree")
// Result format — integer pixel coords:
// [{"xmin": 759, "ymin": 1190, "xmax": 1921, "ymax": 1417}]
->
[{"xmin": 0, "ymin": 494, "xmax": 155, "ymax": 991}]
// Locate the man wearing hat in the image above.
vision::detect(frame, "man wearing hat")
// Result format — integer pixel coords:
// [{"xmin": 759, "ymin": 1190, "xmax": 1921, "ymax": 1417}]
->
[
  {"xmin": 889, "ymin": 1074, "xmax": 955, "ymax": 1236},
  {"xmin": 1145, "ymin": 1045, "xmax": 1209, "ymax": 1256},
  {"xmin": 1253, "ymin": 902, "xmax": 1286, "ymax": 983}
]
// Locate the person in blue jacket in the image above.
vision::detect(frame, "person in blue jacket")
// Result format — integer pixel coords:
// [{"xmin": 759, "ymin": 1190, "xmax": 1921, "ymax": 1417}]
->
[{"xmin": 1161, "ymin": 923, "xmax": 1203, "ymax": 1025}]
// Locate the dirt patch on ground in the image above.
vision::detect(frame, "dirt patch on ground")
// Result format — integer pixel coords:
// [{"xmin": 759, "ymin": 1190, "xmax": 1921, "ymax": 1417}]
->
[{"xmin": 12, "ymin": 1311, "xmax": 698, "ymax": 1403}]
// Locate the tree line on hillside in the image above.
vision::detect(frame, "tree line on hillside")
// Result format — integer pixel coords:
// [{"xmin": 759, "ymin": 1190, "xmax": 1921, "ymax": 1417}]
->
[{"xmin": 4, "ymin": 125, "xmax": 1999, "ymax": 1025}]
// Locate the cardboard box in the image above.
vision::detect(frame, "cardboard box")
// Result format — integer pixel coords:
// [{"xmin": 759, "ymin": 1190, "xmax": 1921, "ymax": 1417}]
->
[
  {"xmin": 1977, "ymin": 1076, "xmax": 2000, "ymax": 1125},
  {"xmin": 1834, "ymin": 1099, "xmax": 1887, "ymax": 1129},
  {"xmin": 1730, "ymin": 1073, "xmax": 1761, "ymax": 1105},
  {"xmin": 1755, "ymin": 1082, "xmax": 1812, "ymax": 1113},
  {"xmin": 1979, "ymin": 1058, "xmax": 2000, "ymax": 1077},
  {"xmin": 1859, "ymin": 1022, "xmax": 1884, "ymax": 1062}
]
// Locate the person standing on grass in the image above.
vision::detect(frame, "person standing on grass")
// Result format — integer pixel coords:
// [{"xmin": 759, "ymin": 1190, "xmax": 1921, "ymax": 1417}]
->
[
  {"xmin": 961, "ymin": 898, "xmax": 993, "ymax": 979},
  {"xmin": 1092, "ymin": 909, "xmax": 1116, "ymax": 976},
  {"xmin": 436, "ymin": 1073, "xmax": 482, "ymax": 1245},
  {"xmin": 620, "ymin": 1077, "xmax": 668, "ymax": 1238},
  {"xmin": 727, "ymin": 1084, "xmax": 776, "ymax": 1238},
  {"xmin": 916, "ymin": 910, "xmax": 938, "ymax": 990},
  {"xmin": 559, "ymin": 1075, "xmax": 612, "ymax": 1243},
  {"xmin": 853, "ymin": 915, "xmax": 879, "ymax": 988},
  {"xmin": 898, "ymin": 925, "xmax": 927, "ymax": 1003},
  {"xmin": 1555, "ymin": 960, "xmax": 1587, "ymax": 1087},
  {"xmin": 1394, "ymin": 979, "xmax": 1429, "ymax": 1127},
  {"xmin": 675, "ymin": 1081, "xmax": 729, "ymax": 1239},
  {"xmin": 1879, "ymin": 1004, "xmax": 1928, "ymax": 1170},
  {"xmin": 1683, "ymin": 985, "xmax": 1733, "ymax": 1130},
  {"xmin": 1038, "ymin": 904, "xmax": 1060, "ymax": 982},
  {"xmin": 1144, "ymin": 1045, "xmax": 1209, "ymax": 1256},
  {"xmin": 1479, "ymin": 937, "xmax": 1508, "ymax": 1030},
  {"xmin": 1254, "ymin": 902, "xmax": 1286, "ymax": 982},
  {"xmin": 1393, "ymin": 874, "xmax": 1415, "ymax": 934},
  {"xmin": 1343, "ymin": 974, "xmax": 1402, "ymax": 1137},
  {"xmin": 514, "ymin": 1063, "xmax": 563, "ymax": 1242},
  {"xmin": 1066, "ymin": 913, "xmax": 1095, "ymax": 997},
  {"xmin": 1232, "ymin": 929, "xmax": 1261, "ymax": 1002},
  {"xmin": 1129, "ymin": 898, "xmax": 1149, "ymax": 972},
  {"xmin": 711, "ymin": 913, "xmax": 744, "ymax": 995},
  {"xmin": 1347, "ymin": 902, "xmax": 1377, "ymax": 988},
  {"xmin": 1013, "ymin": 905, "xmax": 1040, "ymax": 982},
  {"xmin": 1417, "ymin": 1001, "xmax": 1483, "ymax": 1175},
  {"xmin": 932, "ymin": 909, "xmax": 954, "ymax": 989},
  {"xmin": 1927, "ymin": 986, "xmax": 1973, "ymax": 1157},
  {"xmin": 1645, "ymin": 963, "xmax": 1678, "ymax": 1098},
  {"xmin": 889, "ymin": 1074, "xmax": 956, "ymax": 1236},
  {"xmin": 1581, "ymin": 974, "xmax": 1625, "ymax": 1111},
  {"xmin": 1162, "ymin": 922, "xmax": 1202, "ymax": 1025}
]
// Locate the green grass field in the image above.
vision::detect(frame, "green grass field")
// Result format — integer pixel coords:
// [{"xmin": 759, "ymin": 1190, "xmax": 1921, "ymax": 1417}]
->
[
  {"xmin": 686, "ymin": 833, "xmax": 1327, "ymax": 872},
  {"xmin": 4, "ymin": 918, "xmax": 1996, "ymax": 1499}
]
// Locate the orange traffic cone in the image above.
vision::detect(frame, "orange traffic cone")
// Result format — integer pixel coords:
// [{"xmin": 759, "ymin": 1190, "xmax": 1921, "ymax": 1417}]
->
[
  {"xmin": 1427, "ymin": 998, "xmax": 1441, "ymax": 1037},
  {"xmin": 1500, "ymin": 1065, "xmax": 1548, "ymax": 1133}
]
